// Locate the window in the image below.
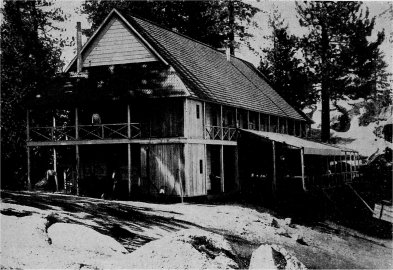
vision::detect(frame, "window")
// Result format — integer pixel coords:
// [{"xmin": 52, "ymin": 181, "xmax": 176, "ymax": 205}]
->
[
  {"xmin": 196, "ymin": 104, "xmax": 200, "ymax": 119},
  {"xmin": 199, "ymin": 160, "xmax": 203, "ymax": 174}
]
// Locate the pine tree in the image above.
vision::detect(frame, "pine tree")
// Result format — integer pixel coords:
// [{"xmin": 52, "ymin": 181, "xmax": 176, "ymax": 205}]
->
[
  {"xmin": 1, "ymin": 0, "xmax": 65, "ymax": 188},
  {"xmin": 81, "ymin": 0, "xmax": 258, "ymax": 52},
  {"xmin": 296, "ymin": 1, "xmax": 386, "ymax": 142},
  {"xmin": 259, "ymin": 8, "xmax": 317, "ymax": 110}
]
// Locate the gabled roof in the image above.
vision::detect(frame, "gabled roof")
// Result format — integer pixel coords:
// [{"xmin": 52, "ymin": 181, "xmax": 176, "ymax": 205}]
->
[{"xmin": 66, "ymin": 9, "xmax": 306, "ymax": 121}]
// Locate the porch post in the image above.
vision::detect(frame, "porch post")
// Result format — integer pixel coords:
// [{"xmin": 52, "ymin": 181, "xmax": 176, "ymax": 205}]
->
[
  {"xmin": 247, "ymin": 110, "xmax": 250, "ymax": 129},
  {"xmin": 127, "ymin": 104, "xmax": 132, "ymax": 198},
  {"xmin": 277, "ymin": 117, "xmax": 280, "ymax": 133},
  {"xmin": 220, "ymin": 105, "xmax": 223, "ymax": 140},
  {"xmin": 300, "ymin": 148, "xmax": 306, "ymax": 191},
  {"xmin": 26, "ymin": 110, "xmax": 31, "ymax": 190},
  {"xmin": 285, "ymin": 118, "xmax": 288, "ymax": 134},
  {"xmin": 268, "ymin": 115, "xmax": 271, "ymax": 132},
  {"xmin": 53, "ymin": 115, "xmax": 58, "ymax": 191},
  {"xmin": 258, "ymin": 112, "xmax": 261, "ymax": 131},
  {"xmin": 299, "ymin": 121, "xmax": 302, "ymax": 137},
  {"xmin": 203, "ymin": 102, "xmax": 206, "ymax": 139},
  {"xmin": 220, "ymin": 144, "xmax": 224, "ymax": 193},
  {"xmin": 75, "ymin": 107, "xmax": 80, "ymax": 196},
  {"xmin": 235, "ymin": 108, "xmax": 238, "ymax": 128},
  {"xmin": 272, "ymin": 141, "xmax": 277, "ymax": 197}
]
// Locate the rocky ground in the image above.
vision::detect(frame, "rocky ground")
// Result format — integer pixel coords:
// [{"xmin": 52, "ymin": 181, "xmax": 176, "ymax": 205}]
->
[{"xmin": 1, "ymin": 190, "xmax": 392, "ymax": 269}]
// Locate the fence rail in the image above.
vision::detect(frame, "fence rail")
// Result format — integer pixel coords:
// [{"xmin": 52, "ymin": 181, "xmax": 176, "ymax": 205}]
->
[
  {"xmin": 204, "ymin": 126, "xmax": 238, "ymax": 141},
  {"xmin": 29, "ymin": 123, "xmax": 141, "ymax": 142}
]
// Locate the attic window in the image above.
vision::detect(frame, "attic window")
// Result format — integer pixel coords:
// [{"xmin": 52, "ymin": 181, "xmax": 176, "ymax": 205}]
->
[{"xmin": 196, "ymin": 105, "xmax": 200, "ymax": 119}]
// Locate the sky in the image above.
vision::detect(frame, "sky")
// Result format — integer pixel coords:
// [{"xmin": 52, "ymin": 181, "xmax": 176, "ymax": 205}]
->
[{"xmin": 50, "ymin": 0, "xmax": 392, "ymax": 75}]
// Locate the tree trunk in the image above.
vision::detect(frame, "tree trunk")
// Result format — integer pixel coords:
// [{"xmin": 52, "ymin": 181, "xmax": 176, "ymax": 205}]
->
[
  {"xmin": 321, "ymin": 24, "xmax": 330, "ymax": 142},
  {"xmin": 228, "ymin": 0, "xmax": 235, "ymax": 56}
]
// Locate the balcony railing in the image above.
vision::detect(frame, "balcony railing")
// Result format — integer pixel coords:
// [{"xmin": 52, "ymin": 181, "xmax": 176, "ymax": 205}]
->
[
  {"xmin": 204, "ymin": 125, "xmax": 238, "ymax": 141},
  {"xmin": 30, "ymin": 123, "xmax": 141, "ymax": 142}
]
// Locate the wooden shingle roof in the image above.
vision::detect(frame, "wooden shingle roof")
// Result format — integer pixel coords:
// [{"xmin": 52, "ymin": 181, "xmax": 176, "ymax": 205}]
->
[{"xmin": 67, "ymin": 9, "xmax": 306, "ymax": 121}]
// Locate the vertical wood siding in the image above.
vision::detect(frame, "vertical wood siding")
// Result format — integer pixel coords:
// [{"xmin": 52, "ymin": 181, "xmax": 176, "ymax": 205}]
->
[
  {"xmin": 83, "ymin": 17, "xmax": 157, "ymax": 67},
  {"xmin": 184, "ymin": 143, "xmax": 206, "ymax": 196},
  {"xmin": 186, "ymin": 99, "xmax": 203, "ymax": 138},
  {"xmin": 140, "ymin": 144, "xmax": 185, "ymax": 196}
]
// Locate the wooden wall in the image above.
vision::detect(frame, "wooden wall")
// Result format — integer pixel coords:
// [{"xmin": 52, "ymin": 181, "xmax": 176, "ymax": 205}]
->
[
  {"xmin": 184, "ymin": 143, "xmax": 206, "ymax": 196},
  {"xmin": 140, "ymin": 144, "xmax": 185, "ymax": 196},
  {"xmin": 83, "ymin": 17, "xmax": 157, "ymax": 67},
  {"xmin": 185, "ymin": 99, "xmax": 203, "ymax": 138}
]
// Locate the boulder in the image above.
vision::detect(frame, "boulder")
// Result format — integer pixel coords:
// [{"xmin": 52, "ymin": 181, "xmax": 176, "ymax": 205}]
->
[
  {"xmin": 104, "ymin": 228, "xmax": 238, "ymax": 269},
  {"xmin": 47, "ymin": 223, "xmax": 128, "ymax": 256},
  {"xmin": 249, "ymin": 244, "xmax": 307, "ymax": 270}
]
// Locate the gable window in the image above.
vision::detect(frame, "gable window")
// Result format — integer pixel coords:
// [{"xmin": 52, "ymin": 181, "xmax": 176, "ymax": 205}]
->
[{"xmin": 196, "ymin": 104, "xmax": 200, "ymax": 119}]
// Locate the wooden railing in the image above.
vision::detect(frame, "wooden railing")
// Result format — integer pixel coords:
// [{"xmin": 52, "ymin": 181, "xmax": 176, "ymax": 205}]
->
[
  {"xmin": 305, "ymin": 171, "xmax": 360, "ymax": 189},
  {"xmin": 30, "ymin": 123, "xmax": 141, "ymax": 142},
  {"xmin": 204, "ymin": 125, "xmax": 238, "ymax": 141}
]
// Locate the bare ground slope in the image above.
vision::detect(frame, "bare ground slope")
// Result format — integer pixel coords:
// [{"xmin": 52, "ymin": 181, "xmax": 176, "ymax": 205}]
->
[{"xmin": 1, "ymin": 191, "xmax": 392, "ymax": 269}]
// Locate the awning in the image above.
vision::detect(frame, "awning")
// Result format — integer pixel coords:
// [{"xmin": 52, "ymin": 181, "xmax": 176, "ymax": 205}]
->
[{"xmin": 241, "ymin": 129, "xmax": 357, "ymax": 156}]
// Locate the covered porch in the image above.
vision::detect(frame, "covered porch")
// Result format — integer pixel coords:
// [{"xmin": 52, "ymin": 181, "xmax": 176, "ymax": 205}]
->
[{"xmin": 238, "ymin": 130, "xmax": 360, "ymax": 201}]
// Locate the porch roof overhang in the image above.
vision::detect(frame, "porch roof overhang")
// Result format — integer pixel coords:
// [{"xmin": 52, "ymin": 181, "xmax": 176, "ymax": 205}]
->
[{"xmin": 241, "ymin": 129, "xmax": 357, "ymax": 156}]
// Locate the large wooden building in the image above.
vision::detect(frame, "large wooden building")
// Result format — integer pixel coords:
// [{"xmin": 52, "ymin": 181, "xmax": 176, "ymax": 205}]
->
[{"xmin": 26, "ymin": 9, "xmax": 360, "ymax": 200}]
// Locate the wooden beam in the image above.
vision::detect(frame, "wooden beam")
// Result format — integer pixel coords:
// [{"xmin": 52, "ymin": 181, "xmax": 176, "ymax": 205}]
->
[
  {"xmin": 220, "ymin": 105, "xmax": 223, "ymax": 140},
  {"xmin": 234, "ymin": 146, "xmax": 240, "ymax": 191},
  {"xmin": 267, "ymin": 114, "xmax": 271, "ymax": 132},
  {"xmin": 247, "ymin": 110, "xmax": 250, "ymax": 129},
  {"xmin": 285, "ymin": 118, "xmax": 288, "ymax": 134},
  {"xmin": 277, "ymin": 117, "xmax": 280, "ymax": 133},
  {"xmin": 127, "ymin": 143, "xmax": 132, "ymax": 198},
  {"xmin": 272, "ymin": 141, "xmax": 277, "ymax": 197},
  {"xmin": 235, "ymin": 108, "xmax": 238, "ymax": 128},
  {"xmin": 127, "ymin": 104, "xmax": 132, "ymax": 198},
  {"xmin": 26, "ymin": 110, "xmax": 31, "ymax": 191},
  {"xmin": 299, "ymin": 121, "xmax": 302, "ymax": 137},
  {"xmin": 53, "ymin": 115, "xmax": 58, "ymax": 192},
  {"xmin": 203, "ymin": 102, "xmax": 206, "ymax": 139},
  {"xmin": 220, "ymin": 144, "xmax": 224, "ymax": 193},
  {"xmin": 301, "ymin": 148, "xmax": 306, "ymax": 191},
  {"xmin": 184, "ymin": 99, "xmax": 189, "ymax": 138},
  {"xmin": 258, "ymin": 113, "xmax": 261, "ymax": 131},
  {"xmin": 75, "ymin": 107, "xmax": 80, "ymax": 195}
]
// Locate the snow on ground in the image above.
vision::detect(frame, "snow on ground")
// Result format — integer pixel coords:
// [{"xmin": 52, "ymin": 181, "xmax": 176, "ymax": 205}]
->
[{"xmin": 1, "ymin": 191, "xmax": 392, "ymax": 269}]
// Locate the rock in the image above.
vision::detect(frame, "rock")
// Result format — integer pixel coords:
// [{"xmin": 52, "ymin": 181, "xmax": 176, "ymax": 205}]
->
[
  {"xmin": 250, "ymin": 244, "xmax": 307, "ymax": 270},
  {"xmin": 47, "ymin": 223, "xmax": 128, "ymax": 256},
  {"xmin": 284, "ymin": 218, "xmax": 292, "ymax": 225},
  {"xmin": 105, "ymin": 228, "xmax": 238, "ymax": 269},
  {"xmin": 249, "ymin": 245, "xmax": 277, "ymax": 270},
  {"xmin": 271, "ymin": 218, "xmax": 279, "ymax": 228},
  {"xmin": 293, "ymin": 233, "xmax": 308, "ymax": 246}
]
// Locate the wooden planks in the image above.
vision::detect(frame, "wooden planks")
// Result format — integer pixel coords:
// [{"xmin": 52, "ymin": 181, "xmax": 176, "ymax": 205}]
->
[
  {"xmin": 83, "ymin": 17, "xmax": 157, "ymax": 67},
  {"xmin": 140, "ymin": 144, "xmax": 185, "ymax": 196},
  {"xmin": 186, "ymin": 99, "xmax": 204, "ymax": 139},
  {"xmin": 184, "ymin": 144, "xmax": 206, "ymax": 196},
  {"xmin": 373, "ymin": 203, "xmax": 393, "ymax": 223}
]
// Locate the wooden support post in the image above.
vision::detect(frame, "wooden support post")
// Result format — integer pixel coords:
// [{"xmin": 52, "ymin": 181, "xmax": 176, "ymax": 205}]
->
[
  {"xmin": 203, "ymin": 102, "xmax": 206, "ymax": 139},
  {"xmin": 53, "ymin": 116, "xmax": 58, "ymax": 191},
  {"xmin": 247, "ymin": 110, "xmax": 250, "ymax": 129},
  {"xmin": 75, "ymin": 107, "xmax": 80, "ymax": 196},
  {"xmin": 184, "ymin": 99, "xmax": 189, "ymax": 138},
  {"xmin": 300, "ymin": 148, "xmax": 306, "ymax": 191},
  {"xmin": 258, "ymin": 113, "xmax": 261, "ymax": 131},
  {"xmin": 272, "ymin": 141, "xmax": 277, "ymax": 197},
  {"xmin": 349, "ymin": 153, "xmax": 353, "ymax": 181},
  {"xmin": 26, "ymin": 110, "xmax": 31, "ymax": 190},
  {"xmin": 234, "ymin": 146, "xmax": 240, "ymax": 191},
  {"xmin": 220, "ymin": 105, "xmax": 223, "ymax": 140},
  {"xmin": 127, "ymin": 104, "xmax": 132, "ymax": 198},
  {"xmin": 285, "ymin": 118, "xmax": 288, "ymax": 134},
  {"xmin": 344, "ymin": 152, "xmax": 348, "ymax": 183},
  {"xmin": 299, "ymin": 121, "xmax": 302, "ymax": 137},
  {"xmin": 220, "ymin": 144, "xmax": 224, "ymax": 193},
  {"xmin": 235, "ymin": 108, "xmax": 238, "ymax": 128},
  {"xmin": 277, "ymin": 117, "xmax": 280, "ymax": 133},
  {"xmin": 267, "ymin": 114, "xmax": 271, "ymax": 132}
]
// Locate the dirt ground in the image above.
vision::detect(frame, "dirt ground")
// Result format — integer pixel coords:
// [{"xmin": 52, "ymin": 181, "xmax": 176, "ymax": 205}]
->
[{"xmin": 1, "ymin": 190, "xmax": 392, "ymax": 269}]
